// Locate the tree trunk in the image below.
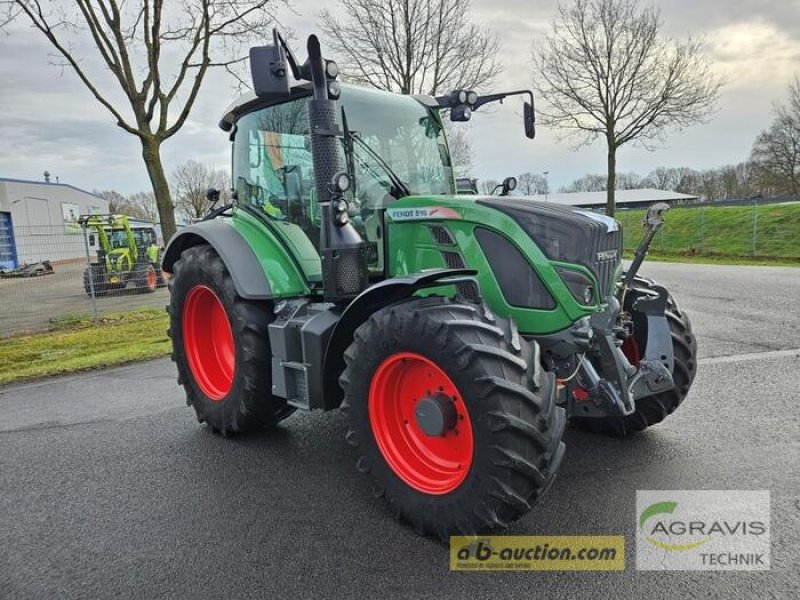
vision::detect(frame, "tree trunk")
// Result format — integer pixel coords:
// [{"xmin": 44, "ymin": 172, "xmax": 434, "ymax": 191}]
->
[
  {"xmin": 141, "ymin": 137, "xmax": 177, "ymax": 242},
  {"xmin": 606, "ymin": 146, "xmax": 617, "ymax": 217}
]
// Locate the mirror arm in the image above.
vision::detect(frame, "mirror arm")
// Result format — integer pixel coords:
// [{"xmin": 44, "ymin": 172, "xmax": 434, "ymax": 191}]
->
[{"xmin": 273, "ymin": 29, "xmax": 307, "ymax": 82}]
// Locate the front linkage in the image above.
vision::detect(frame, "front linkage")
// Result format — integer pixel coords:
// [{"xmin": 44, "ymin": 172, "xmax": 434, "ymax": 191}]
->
[{"xmin": 539, "ymin": 203, "xmax": 676, "ymax": 420}]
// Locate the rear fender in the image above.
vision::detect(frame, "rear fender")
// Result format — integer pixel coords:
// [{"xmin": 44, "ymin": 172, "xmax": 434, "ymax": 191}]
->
[{"xmin": 162, "ymin": 218, "xmax": 310, "ymax": 300}]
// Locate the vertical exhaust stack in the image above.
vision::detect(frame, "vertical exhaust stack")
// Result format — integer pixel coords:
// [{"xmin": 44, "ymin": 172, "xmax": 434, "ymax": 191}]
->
[{"xmin": 306, "ymin": 35, "xmax": 369, "ymax": 302}]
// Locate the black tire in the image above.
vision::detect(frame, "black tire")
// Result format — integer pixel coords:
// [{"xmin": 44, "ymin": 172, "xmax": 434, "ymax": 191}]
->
[
  {"xmin": 572, "ymin": 279, "xmax": 698, "ymax": 436},
  {"xmin": 83, "ymin": 264, "xmax": 108, "ymax": 297},
  {"xmin": 167, "ymin": 244, "xmax": 295, "ymax": 434},
  {"xmin": 133, "ymin": 262, "xmax": 158, "ymax": 293},
  {"xmin": 341, "ymin": 296, "xmax": 566, "ymax": 538}
]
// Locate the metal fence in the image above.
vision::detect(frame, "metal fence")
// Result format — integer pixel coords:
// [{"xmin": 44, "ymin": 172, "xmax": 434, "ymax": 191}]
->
[
  {"xmin": 0, "ymin": 224, "xmax": 168, "ymax": 337},
  {"xmin": 616, "ymin": 200, "xmax": 800, "ymax": 260}
]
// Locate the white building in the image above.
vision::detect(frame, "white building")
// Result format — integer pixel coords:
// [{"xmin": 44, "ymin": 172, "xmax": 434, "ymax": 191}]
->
[
  {"xmin": 0, "ymin": 177, "xmax": 108, "ymax": 268},
  {"xmin": 540, "ymin": 188, "xmax": 699, "ymax": 210}
]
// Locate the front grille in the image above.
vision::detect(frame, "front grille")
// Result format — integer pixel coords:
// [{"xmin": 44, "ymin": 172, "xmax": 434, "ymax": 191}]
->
[
  {"xmin": 592, "ymin": 229, "xmax": 622, "ymax": 296},
  {"xmin": 429, "ymin": 225, "xmax": 455, "ymax": 245},
  {"xmin": 442, "ymin": 251, "xmax": 464, "ymax": 269},
  {"xmin": 439, "ymin": 250, "xmax": 478, "ymax": 300}
]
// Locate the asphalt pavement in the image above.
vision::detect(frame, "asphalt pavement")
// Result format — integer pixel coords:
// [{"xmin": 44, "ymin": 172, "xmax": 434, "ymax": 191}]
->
[{"xmin": 1, "ymin": 262, "xmax": 798, "ymax": 599}]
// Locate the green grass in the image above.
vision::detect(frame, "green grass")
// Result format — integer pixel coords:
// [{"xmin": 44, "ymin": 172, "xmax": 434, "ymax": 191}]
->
[
  {"xmin": 615, "ymin": 202, "xmax": 800, "ymax": 265},
  {"xmin": 0, "ymin": 308, "xmax": 171, "ymax": 386}
]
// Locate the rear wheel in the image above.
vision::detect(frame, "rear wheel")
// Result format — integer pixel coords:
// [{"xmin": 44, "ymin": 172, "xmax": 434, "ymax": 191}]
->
[
  {"xmin": 168, "ymin": 244, "xmax": 294, "ymax": 434},
  {"xmin": 572, "ymin": 279, "xmax": 698, "ymax": 436},
  {"xmin": 341, "ymin": 297, "xmax": 565, "ymax": 538}
]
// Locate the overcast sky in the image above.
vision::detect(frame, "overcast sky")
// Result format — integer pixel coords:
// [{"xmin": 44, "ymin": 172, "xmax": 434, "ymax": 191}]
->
[{"xmin": 1, "ymin": 0, "xmax": 798, "ymax": 194}]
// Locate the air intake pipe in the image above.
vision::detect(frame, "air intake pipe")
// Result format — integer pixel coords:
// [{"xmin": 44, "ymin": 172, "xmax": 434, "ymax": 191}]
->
[{"xmin": 306, "ymin": 35, "xmax": 368, "ymax": 301}]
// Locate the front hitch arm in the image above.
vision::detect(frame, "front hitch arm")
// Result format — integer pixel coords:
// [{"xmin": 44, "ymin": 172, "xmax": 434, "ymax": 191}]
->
[{"xmin": 622, "ymin": 202, "xmax": 670, "ymax": 290}]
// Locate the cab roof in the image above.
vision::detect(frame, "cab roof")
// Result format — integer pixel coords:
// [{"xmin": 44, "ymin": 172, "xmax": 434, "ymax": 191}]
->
[{"xmin": 218, "ymin": 83, "xmax": 438, "ymax": 132}]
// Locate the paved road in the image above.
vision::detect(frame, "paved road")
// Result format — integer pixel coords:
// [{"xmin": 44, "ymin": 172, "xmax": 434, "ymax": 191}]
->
[{"xmin": 1, "ymin": 263, "xmax": 798, "ymax": 599}]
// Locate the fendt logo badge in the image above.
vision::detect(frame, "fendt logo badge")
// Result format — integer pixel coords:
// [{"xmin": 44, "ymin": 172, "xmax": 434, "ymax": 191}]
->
[
  {"xmin": 636, "ymin": 490, "xmax": 770, "ymax": 570},
  {"xmin": 596, "ymin": 249, "xmax": 618, "ymax": 261},
  {"xmin": 387, "ymin": 207, "xmax": 461, "ymax": 221}
]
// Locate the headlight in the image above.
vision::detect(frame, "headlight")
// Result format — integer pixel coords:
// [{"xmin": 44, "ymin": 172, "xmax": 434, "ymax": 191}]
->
[{"xmin": 556, "ymin": 267, "xmax": 596, "ymax": 305}]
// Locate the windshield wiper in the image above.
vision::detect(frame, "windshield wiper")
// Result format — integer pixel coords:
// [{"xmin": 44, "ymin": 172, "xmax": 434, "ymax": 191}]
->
[{"xmin": 341, "ymin": 107, "xmax": 411, "ymax": 198}]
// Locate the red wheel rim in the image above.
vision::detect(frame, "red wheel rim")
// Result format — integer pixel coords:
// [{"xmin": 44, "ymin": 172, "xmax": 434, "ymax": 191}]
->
[
  {"xmin": 368, "ymin": 352, "xmax": 473, "ymax": 495},
  {"xmin": 146, "ymin": 267, "xmax": 157, "ymax": 290},
  {"xmin": 183, "ymin": 285, "xmax": 235, "ymax": 401}
]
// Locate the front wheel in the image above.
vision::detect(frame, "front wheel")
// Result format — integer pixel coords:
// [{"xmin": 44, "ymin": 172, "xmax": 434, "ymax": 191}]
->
[
  {"xmin": 341, "ymin": 297, "xmax": 565, "ymax": 538},
  {"xmin": 168, "ymin": 244, "xmax": 294, "ymax": 434}
]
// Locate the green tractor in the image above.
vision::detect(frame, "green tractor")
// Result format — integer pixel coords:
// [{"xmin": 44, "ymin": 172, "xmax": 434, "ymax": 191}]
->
[
  {"xmin": 81, "ymin": 214, "xmax": 163, "ymax": 296},
  {"xmin": 162, "ymin": 32, "xmax": 697, "ymax": 537}
]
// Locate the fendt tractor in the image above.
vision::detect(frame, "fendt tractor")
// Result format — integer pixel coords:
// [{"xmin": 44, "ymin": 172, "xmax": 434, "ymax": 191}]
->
[{"xmin": 162, "ymin": 32, "xmax": 697, "ymax": 537}]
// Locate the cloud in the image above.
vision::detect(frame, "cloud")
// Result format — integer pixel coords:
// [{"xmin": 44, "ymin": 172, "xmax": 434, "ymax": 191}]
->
[
  {"xmin": 0, "ymin": 0, "xmax": 799, "ymax": 194},
  {"xmin": 706, "ymin": 20, "xmax": 800, "ymax": 92}
]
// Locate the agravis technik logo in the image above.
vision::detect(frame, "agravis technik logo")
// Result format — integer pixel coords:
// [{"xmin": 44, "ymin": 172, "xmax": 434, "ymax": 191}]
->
[{"xmin": 636, "ymin": 491, "xmax": 770, "ymax": 570}]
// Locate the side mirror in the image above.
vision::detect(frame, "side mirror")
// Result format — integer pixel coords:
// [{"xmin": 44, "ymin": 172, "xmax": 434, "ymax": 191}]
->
[
  {"xmin": 250, "ymin": 39, "xmax": 290, "ymax": 98},
  {"xmin": 524, "ymin": 101, "xmax": 536, "ymax": 139},
  {"xmin": 206, "ymin": 188, "xmax": 221, "ymax": 205},
  {"xmin": 500, "ymin": 176, "xmax": 517, "ymax": 196}
]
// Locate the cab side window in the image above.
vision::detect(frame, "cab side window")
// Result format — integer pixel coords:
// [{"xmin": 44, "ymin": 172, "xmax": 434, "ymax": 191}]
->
[{"xmin": 233, "ymin": 99, "xmax": 320, "ymax": 243}]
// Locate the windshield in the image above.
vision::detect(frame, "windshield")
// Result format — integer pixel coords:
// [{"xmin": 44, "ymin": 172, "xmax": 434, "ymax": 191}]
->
[
  {"xmin": 232, "ymin": 85, "xmax": 454, "ymax": 216},
  {"xmin": 341, "ymin": 87, "xmax": 455, "ymax": 204}
]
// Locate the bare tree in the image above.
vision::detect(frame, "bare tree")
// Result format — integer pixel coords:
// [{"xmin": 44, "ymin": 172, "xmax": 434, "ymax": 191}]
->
[
  {"xmin": 616, "ymin": 171, "xmax": 644, "ymax": 190},
  {"xmin": 560, "ymin": 173, "xmax": 606, "ymax": 193},
  {"xmin": 480, "ymin": 179, "xmax": 500, "ymax": 195},
  {"xmin": 319, "ymin": 0, "xmax": 500, "ymax": 180},
  {"xmin": 444, "ymin": 122, "xmax": 474, "ymax": 177},
  {"xmin": 750, "ymin": 77, "xmax": 800, "ymax": 196},
  {"xmin": 4, "ymin": 0, "xmax": 282, "ymax": 240},
  {"xmin": 93, "ymin": 189, "xmax": 126, "ymax": 212},
  {"xmin": 172, "ymin": 160, "xmax": 230, "ymax": 220},
  {"xmin": 534, "ymin": 0, "xmax": 722, "ymax": 215},
  {"xmin": 517, "ymin": 172, "xmax": 549, "ymax": 195},
  {"xmin": 320, "ymin": 0, "xmax": 500, "ymax": 96},
  {"xmin": 123, "ymin": 191, "xmax": 159, "ymax": 223}
]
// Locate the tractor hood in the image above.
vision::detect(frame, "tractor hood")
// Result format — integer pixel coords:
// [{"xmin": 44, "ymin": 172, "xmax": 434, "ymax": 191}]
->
[
  {"xmin": 476, "ymin": 196, "xmax": 623, "ymax": 297},
  {"xmin": 387, "ymin": 194, "xmax": 623, "ymax": 297}
]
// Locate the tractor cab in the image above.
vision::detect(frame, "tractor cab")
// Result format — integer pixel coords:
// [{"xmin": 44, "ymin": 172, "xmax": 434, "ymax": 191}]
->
[{"xmin": 224, "ymin": 84, "xmax": 455, "ymax": 276}]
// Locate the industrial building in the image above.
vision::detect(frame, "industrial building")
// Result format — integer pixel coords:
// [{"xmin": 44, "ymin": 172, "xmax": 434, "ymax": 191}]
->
[
  {"xmin": 0, "ymin": 177, "xmax": 109, "ymax": 269},
  {"xmin": 539, "ymin": 188, "xmax": 699, "ymax": 210}
]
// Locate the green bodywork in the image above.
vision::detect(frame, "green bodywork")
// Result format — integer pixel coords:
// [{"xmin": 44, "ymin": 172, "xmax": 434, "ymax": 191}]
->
[
  {"xmin": 220, "ymin": 194, "xmax": 615, "ymax": 335},
  {"xmin": 384, "ymin": 196, "xmax": 619, "ymax": 335},
  {"xmin": 227, "ymin": 208, "xmax": 317, "ymax": 297},
  {"xmin": 177, "ymin": 83, "xmax": 622, "ymax": 336}
]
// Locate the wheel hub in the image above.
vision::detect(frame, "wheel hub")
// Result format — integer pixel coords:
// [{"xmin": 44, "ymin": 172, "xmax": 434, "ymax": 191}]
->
[{"xmin": 414, "ymin": 392, "xmax": 458, "ymax": 437}]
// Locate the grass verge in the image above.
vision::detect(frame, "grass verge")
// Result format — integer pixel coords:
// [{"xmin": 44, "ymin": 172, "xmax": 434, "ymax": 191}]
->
[
  {"xmin": 616, "ymin": 203, "xmax": 800, "ymax": 266},
  {"xmin": 0, "ymin": 308, "xmax": 170, "ymax": 387}
]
